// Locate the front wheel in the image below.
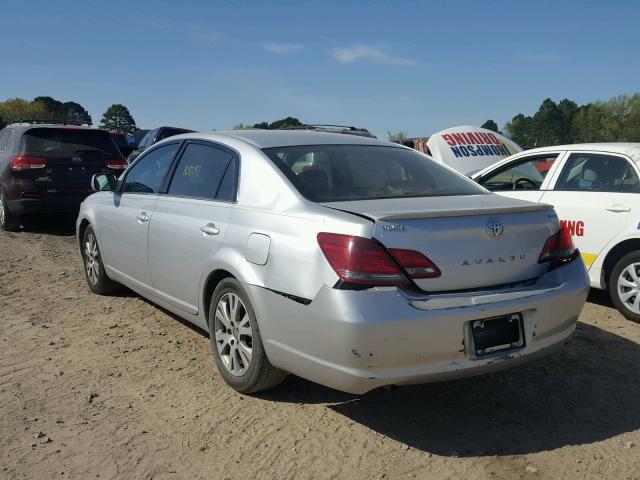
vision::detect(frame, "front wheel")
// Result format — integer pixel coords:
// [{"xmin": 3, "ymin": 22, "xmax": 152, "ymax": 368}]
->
[
  {"xmin": 609, "ymin": 251, "xmax": 640, "ymax": 323},
  {"xmin": 208, "ymin": 278, "xmax": 286, "ymax": 393},
  {"xmin": 81, "ymin": 225, "xmax": 119, "ymax": 295}
]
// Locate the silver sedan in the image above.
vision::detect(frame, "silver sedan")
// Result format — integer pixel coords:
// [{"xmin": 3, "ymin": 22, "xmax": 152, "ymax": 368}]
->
[{"xmin": 77, "ymin": 130, "xmax": 589, "ymax": 394}]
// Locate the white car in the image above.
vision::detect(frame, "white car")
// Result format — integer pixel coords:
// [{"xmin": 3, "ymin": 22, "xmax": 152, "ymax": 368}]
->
[{"xmin": 473, "ymin": 143, "xmax": 640, "ymax": 322}]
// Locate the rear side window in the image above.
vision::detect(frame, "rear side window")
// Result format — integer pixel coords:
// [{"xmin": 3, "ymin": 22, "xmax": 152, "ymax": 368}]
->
[
  {"xmin": 555, "ymin": 153, "xmax": 634, "ymax": 192},
  {"xmin": 0, "ymin": 129, "xmax": 11, "ymax": 152},
  {"xmin": 167, "ymin": 143, "xmax": 234, "ymax": 200},
  {"xmin": 262, "ymin": 144, "xmax": 484, "ymax": 202},
  {"xmin": 21, "ymin": 128, "xmax": 120, "ymax": 156},
  {"xmin": 124, "ymin": 143, "xmax": 180, "ymax": 194}
]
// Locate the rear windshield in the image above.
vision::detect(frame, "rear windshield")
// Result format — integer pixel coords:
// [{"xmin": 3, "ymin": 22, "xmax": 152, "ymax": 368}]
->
[
  {"xmin": 111, "ymin": 134, "xmax": 128, "ymax": 148},
  {"xmin": 157, "ymin": 128, "xmax": 194, "ymax": 141},
  {"xmin": 21, "ymin": 128, "xmax": 120, "ymax": 156},
  {"xmin": 262, "ymin": 144, "xmax": 485, "ymax": 202}
]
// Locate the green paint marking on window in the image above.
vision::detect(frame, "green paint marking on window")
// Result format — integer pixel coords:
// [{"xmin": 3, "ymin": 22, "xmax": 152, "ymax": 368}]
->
[{"xmin": 183, "ymin": 164, "xmax": 202, "ymax": 177}]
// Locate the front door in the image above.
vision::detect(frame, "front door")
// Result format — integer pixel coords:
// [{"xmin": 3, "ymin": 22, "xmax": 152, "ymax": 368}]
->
[{"xmin": 99, "ymin": 142, "xmax": 180, "ymax": 290}]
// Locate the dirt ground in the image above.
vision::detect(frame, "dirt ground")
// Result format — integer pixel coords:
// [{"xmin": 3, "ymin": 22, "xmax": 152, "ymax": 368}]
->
[{"xmin": 1, "ymin": 218, "xmax": 639, "ymax": 480}]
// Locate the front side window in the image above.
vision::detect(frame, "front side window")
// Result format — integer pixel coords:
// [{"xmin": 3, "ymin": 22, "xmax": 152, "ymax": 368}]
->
[
  {"xmin": 123, "ymin": 143, "xmax": 180, "ymax": 193},
  {"xmin": 167, "ymin": 143, "xmax": 234, "ymax": 200},
  {"xmin": 555, "ymin": 153, "xmax": 634, "ymax": 192},
  {"xmin": 480, "ymin": 155, "xmax": 558, "ymax": 191},
  {"xmin": 262, "ymin": 145, "xmax": 484, "ymax": 202}
]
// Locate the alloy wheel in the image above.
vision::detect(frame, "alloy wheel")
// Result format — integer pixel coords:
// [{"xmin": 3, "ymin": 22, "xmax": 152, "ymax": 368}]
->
[
  {"xmin": 84, "ymin": 233, "xmax": 100, "ymax": 285},
  {"xmin": 617, "ymin": 262, "xmax": 640, "ymax": 314},
  {"xmin": 214, "ymin": 292, "xmax": 253, "ymax": 376}
]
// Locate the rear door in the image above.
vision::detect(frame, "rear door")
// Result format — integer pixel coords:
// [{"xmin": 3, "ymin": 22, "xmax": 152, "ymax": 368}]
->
[
  {"xmin": 147, "ymin": 141, "xmax": 236, "ymax": 313},
  {"xmin": 20, "ymin": 128, "xmax": 124, "ymax": 194},
  {"xmin": 98, "ymin": 142, "xmax": 180, "ymax": 290},
  {"xmin": 540, "ymin": 151, "xmax": 640, "ymax": 269}
]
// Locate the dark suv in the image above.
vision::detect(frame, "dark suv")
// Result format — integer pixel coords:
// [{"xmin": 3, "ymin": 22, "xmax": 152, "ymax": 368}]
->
[
  {"xmin": 0, "ymin": 121, "xmax": 127, "ymax": 230},
  {"xmin": 128, "ymin": 126, "xmax": 194, "ymax": 162}
]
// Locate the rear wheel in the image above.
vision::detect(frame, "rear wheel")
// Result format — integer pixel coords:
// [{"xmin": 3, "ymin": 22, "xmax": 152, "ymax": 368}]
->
[
  {"xmin": 208, "ymin": 278, "xmax": 287, "ymax": 393},
  {"xmin": 0, "ymin": 191, "xmax": 20, "ymax": 231},
  {"xmin": 81, "ymin": 225, "xmax": 119, "ymax": 295},
  {"xmin": 609, "ymin": 251, "xmax": 640, "ymax": 323}
]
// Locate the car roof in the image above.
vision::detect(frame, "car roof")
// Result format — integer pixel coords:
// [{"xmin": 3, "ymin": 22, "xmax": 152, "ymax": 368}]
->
[
  {"xmin": 521, "ymin": 142, "xmax": 640, "ymax": 162},
  {"xmin": 174, "ymin": 129, "xmax": 393, "ymax": 149}
]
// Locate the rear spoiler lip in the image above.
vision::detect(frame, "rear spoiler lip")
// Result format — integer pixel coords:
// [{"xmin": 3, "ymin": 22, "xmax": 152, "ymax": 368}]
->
[
  {"xmin": 373, "ymin": 203, "xmax": 554, "ymax": 221},
  {"xmin": 321, "ymin": 202, "xmax": 554, "ymax": 222}
]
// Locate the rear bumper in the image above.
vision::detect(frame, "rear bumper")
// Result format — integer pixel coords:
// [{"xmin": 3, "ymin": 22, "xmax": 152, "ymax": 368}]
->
[
  {"xmin": 7, "ymin": 195, "xmax": 88, "ymax": 215},
  {"xmin": 246, "ymin": 258, "xmax": 589, "ymax": 394}
]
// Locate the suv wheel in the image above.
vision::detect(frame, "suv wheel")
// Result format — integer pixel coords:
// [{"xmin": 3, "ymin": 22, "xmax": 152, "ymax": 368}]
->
[
  {"xmin": 81, "ymin": 225, "xmax": 119, "ymax": 295},
  {"xmin": 609, "ymin": 251, "xmax": 640, "ymax": 323},
  {"xmin": 208, "ymin": 278, "xmax": 287, "ymax": 393},
  {"xmin": 0, "ymin": 191, "xmax": 20, "ymax": 231}
]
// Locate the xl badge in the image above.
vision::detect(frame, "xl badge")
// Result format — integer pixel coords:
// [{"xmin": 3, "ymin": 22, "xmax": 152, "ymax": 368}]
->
[{"xmin": 486, "ymin": 219, "xmax": 504, "ymax": 239}]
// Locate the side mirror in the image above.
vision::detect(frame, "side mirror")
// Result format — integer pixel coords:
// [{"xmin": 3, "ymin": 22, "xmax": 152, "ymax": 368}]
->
[{"xmin": 91, "ymin": 173, "xmax": 117, "ymax": 192}]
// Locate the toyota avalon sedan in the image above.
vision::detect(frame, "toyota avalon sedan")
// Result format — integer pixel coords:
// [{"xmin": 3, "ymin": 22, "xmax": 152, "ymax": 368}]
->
[{"xmin": 77, "ymin": 129, "xmax": 589, "ymax": 394}]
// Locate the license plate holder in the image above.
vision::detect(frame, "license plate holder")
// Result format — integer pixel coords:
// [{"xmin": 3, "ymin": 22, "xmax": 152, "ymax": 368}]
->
[{"xmin": 471, "ymin": 313, "xmax": 524, "ymax": 357}]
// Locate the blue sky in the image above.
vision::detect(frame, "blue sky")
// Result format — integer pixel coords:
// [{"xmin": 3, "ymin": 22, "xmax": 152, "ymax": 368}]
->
[{"xmin": 3, "ymin": 0, "xmax": 639, "ymax": 138}]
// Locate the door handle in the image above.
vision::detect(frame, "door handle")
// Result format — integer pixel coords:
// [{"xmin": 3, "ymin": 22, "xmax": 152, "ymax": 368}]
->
[
  {"xmin": 606, "ymin": 205, "xmax": 631, "ymax": 213},
  {"xmin": 200, "ymin": 223, "xmax": 220, "ymax": 236},
  {"xmin": 136, "ymin": 212, "xmax": 150, "ymax": 222}
]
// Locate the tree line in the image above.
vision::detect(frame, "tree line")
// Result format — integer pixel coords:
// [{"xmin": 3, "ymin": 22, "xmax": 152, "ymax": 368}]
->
[
  {"xmin": 0, "ymin": 97, "xmax": 138, "ymax": 135},
  {"xmin": 503, "ymin": 93, "xmax": 640, "ymax": 148},
  {"xmin": 4, "ymin": 93, "xmax": 639, "ymax": 149}
]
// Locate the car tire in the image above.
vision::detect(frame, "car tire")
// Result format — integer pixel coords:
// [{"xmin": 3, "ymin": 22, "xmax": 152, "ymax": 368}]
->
[
  {"xmin": 81, "ymin": 225, "xmax": 120, "ymax": 295},
  {"xmin": 609, "ymin": 251, "xmax": 640, "ymax": 323},
  {"xmin": 0, "ymin": 191, "xmax": 20, "ymax": 231},
  {"xmin": 208, "ymin": 278, "xmax": 287, "ymax": 393}
]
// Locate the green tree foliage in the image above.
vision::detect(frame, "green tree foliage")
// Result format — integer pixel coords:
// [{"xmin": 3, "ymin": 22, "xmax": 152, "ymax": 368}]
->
[
  {"xmin": 505, "ymin": 94, "xmax": 640, "ymax": 148},
  {"xmin": 0, "ymin": 96, "xmax": 92, "ymax": 128},
  {"xmin": 248, "ymin": 117, "xmax": 303, "ymax": 129},
  {"xmin": 480, "ymin": 120, "xmax": 499, "ymax": 132},
  {"xmin": 99, "ymin": 104, "xmax": 138, "ymax": 135},
  {"xmin": 0, "ymin": 98, "xmax": 49, "ymax": 128},
  {"xmin": 387, "ymin": 131, "xmax": 408, "ymax": 143}
]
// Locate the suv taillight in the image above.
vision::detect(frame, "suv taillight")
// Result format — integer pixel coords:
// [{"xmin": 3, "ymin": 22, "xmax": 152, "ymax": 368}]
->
[
  {"xmin": 317, "ymin": 232, "xmax": 440, "ymax": 287},
  {"xmin": 538, "ymin": 227, "xmax": 577, "ymax": 266},
  {"xmin": 105, "ymin": 158, "xmax": 128, "ymax": 170},
  {"xmin": 10, "ymin": 155, "xmax": 48, "ymax": 170}
]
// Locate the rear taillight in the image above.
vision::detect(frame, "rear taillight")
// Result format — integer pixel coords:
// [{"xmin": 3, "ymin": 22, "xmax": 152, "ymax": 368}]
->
[
  {"xmin": 317, "ymin": 232, "xmax": 409, "ymax": 286},
  {"xmin": 538, "ymin": 227, "xmax": 577, "ymax": 266},
  {"xmin": 9, "ymin": 155, "xmax": 48, "ymax": 171},
  {"xmin": 389, "ymin": 249, "xmax": 441, "ymax": 279},
  {"xmin": 105, "ymin": 158, "xmax": 128, "ymax": 170}
]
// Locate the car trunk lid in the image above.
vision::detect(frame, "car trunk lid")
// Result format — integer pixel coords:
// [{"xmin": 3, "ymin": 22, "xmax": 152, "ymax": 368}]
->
[{"xmin": 322, "ymin": 194, "xmax": 559, "ymax": 292}]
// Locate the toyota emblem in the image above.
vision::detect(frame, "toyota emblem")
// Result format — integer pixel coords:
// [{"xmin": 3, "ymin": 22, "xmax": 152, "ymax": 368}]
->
[{"xmin": 486, "ymin": 219, "xmax": 504, "ymax": 239}]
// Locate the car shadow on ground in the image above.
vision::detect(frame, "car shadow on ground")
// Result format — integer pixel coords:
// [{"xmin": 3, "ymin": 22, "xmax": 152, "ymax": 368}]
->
[
  {"xmin": 260, "ymin": 321, "xmax": 640, "ymax": 457},
  {"xmin": 16, "ymin": 214, "xmax": 77, "ymax": 236},
  {"xmin": 131, "ymin": 289, "xmax": 639, "ymax": 457}
]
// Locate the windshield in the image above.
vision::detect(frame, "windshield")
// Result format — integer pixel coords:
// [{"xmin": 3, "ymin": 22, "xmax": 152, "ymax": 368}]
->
[
  {"xmin": 262, "ymin": 144, "xmax": 485, "ymax": 202},
  {"xmin": 21, "ymin": 128, "xmax": 120, "ymax": 156}
]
